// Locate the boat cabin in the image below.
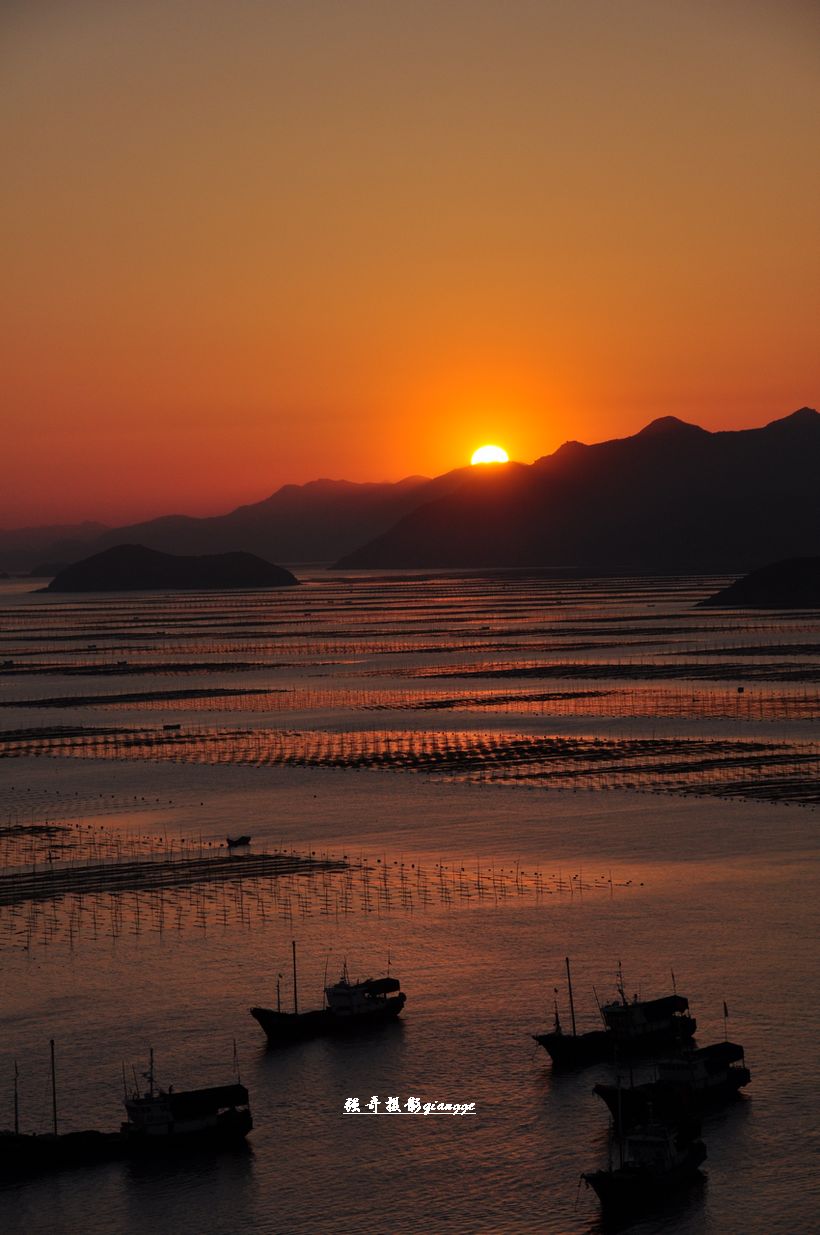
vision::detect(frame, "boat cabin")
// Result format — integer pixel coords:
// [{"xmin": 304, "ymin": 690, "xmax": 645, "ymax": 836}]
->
[
  {"xmin": 123, "ymin": 1084, "xmax": 250, "ymax": 1137},
  {"xmin": 325, "ymin": 976, "xmax": 402, "ymax": 1016},
  {"xmin": 623, "ymin": 1126, "xmax": 682, "ymax": 1170},
  {"xmin": 602, "ymin": 994, "xmax": 692, "ymax": 1040},
  {"xmin": 657, "ymin": 1041, "xmax": 747, "ymax": 1088}
]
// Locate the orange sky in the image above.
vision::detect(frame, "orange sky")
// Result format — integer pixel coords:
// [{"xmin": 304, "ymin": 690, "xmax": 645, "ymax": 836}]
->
[{"xmin": 2, "ymin": 1, "xmax": 819, "ymax": 527}]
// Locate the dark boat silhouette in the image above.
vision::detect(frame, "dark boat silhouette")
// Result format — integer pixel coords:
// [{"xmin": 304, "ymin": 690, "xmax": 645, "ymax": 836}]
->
[
  {"xmin": 251, "ymin": 941, "xmax": 406, "ymax": 1044},
  {"xmin": 582, "ymin": 1121, "xmax": 706, "ymax": 1212},
  {"xmin": 0, "ymin": 1041, "xmax": 117, "ymax": 1174},
  {"xmin": 0, "ymin": 1125, "xmax": 126, "ymax": 1173},
  {"xmin": 120, "ymin": 1051, "xmax": 252, "ymax": 1149},
  {"xmin": 1, "ymin": 1044, "xmax": 251, "ymax": 1174},
  {"xmin": 533, "ymin": 959, "xmax": 696, "ymax": 1068},
  {"xmin": 594, "ymin": 1040, "xmax": 751, "ymax": 1130},
  {"xmin": 226, "ymin": 835, "xmax": 252, "ymax": 847}
]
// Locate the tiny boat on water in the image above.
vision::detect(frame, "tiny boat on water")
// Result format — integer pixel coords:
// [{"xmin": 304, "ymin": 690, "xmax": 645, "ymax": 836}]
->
[
  {"xmin": 582, "ymin": 1121, "xmax": 707, "ymax": 1212},
  {"xmin": 251, "ymin": 942, "xmax": 406, "ymax": 1044},
  {"xmin": 594, "ymin": 1040, "xmax": 751, "ymax": 1129},
  {"xmin": 534, "ymin": 959, "xmax": 696, "ymax": 1068}
]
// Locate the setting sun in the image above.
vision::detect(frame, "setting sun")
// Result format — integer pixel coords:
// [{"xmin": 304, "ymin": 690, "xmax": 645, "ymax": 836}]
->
[{"xmin": 471, "ymin": 444, "xmax": 509, "ymax": 465}]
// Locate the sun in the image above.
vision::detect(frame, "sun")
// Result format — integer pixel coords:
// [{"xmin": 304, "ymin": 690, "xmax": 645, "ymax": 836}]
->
[{"xmin": 471, "ymin": 444, "xmax": 509, "ymax": 465}]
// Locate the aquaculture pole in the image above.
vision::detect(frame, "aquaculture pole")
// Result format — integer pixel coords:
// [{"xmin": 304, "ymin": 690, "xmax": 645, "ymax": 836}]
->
[{"xmin": 50, "ymin": 1039, "xmax": 58, "ymax": 1136}]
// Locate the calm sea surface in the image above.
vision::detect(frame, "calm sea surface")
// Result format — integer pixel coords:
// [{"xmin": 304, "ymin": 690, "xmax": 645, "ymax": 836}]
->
[{"xmin": 0, "ymin": 572, "xmax": 818, "ymax": 1235}]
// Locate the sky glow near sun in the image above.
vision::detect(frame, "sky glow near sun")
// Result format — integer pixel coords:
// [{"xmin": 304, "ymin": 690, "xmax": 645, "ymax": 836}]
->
[
  {"xmin": 471, "ymin": 445, "xmax": 509, "ymax": 465},
  {"xmin": 1, "ymin": 1, "xmax": 819, "ymax": 525}
]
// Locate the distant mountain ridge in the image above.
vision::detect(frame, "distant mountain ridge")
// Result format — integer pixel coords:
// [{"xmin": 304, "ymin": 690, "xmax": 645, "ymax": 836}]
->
[
  {"xmin": 0, "ymin": 478, "xmax": 432, "ymax": 571},
  {"xmin": 336, "ymin": 408, "xmax": 820, "ymax": 572},
  {"xmin": 0, "ymin": 521, "xmax": 108, "ymax": 572},
  {"xmin": 3, "ymin": 408, "xmax": 818, "ymax": 575},
  {"xmin": 89, "ymin": 471, "xmax": 473, "ymax": 564}
]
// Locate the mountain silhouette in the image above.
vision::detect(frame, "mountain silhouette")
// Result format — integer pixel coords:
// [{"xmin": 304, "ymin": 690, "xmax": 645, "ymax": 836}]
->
[
  {"xmin": 44, "ymin": 545, "xmax": 298, "ymax": 592},
  {"xmin": 699, "ymin": 557, "xmax": 820, "ymax": 607},
  {"xmin": 5, "ymin": 409, "xmax": 819, "ymax": 576},
  {"xmin": 86, "ymin": 472, "xmax": 475, "ymax": 564},
  {"xmin": 1, "ymin": 471, "xmax": 476, "ymax": 573},
  {"xmin": 336, "ymin": 409, "xmax": 820, "ymax": 572},
  {"xmin": 0, "ymin": 521, "xmax": 108, "ymax": 572}
]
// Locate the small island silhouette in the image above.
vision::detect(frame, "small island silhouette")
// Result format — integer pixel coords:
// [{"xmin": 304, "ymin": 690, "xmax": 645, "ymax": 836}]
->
[
  {"xmin": 699, "ymin": 557, "xmax": 820, "ymax": 608},
  {"xmin": 43, "ymin": 544, "xmax": 298, "ymax": 592}
]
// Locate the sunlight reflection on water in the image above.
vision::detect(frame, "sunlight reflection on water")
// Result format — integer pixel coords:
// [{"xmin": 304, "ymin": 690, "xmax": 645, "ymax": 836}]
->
[{"xmin": 0, "ymin": 574, "xmax": 817, "ymax": 1233}]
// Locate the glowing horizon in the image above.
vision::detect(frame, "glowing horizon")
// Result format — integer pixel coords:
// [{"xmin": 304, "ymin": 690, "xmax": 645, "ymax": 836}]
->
[{"xmin": 2, "ymin": 2, "xmax": 818, "ymax": 526}]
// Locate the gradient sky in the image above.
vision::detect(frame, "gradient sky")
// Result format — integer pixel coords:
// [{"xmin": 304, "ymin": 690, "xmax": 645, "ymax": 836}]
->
[{"xmin": 3, "ymin": 1, "xmax": 819, "ymax": 526}]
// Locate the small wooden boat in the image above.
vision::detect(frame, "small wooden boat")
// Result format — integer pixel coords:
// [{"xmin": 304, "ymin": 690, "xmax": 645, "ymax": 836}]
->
[
  {"xmin": 594, "ymin": 1040, "xmax": 751, "ymax": 1130},
  {"xmin": 533, "ymin": 959, "xmax": 695, "ymax": 1069},
  {"xmin": 226, "ymin": 835, "xmax": 251, "ymax": 847},
  {"xmin": 122, "ymin": 1054, "xmax": 252, "ymax": 1148},
  {"xmin": 582, "ymin": 1122, "xmax": 706, "ymax": 1212},
  {"xmin": 1, "ymin": 1044, "xmax": 252, "ymax": 1176},
  {"xmin": 251, "ymin": 942, "xmax": 406, "ymax": 1044}
]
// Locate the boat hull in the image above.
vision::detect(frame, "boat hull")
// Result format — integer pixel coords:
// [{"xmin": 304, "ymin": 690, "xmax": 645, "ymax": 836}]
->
[
  {"xmin": 583, "ymin": 1142, "xmax": 707, "ymax": 1211},
  {"xmin": 533, "ymin": 1029, "xmax": 610, "ymax": 1068},
  {"xmin": 594, "ymin": 1069, "xmax": 751, "ymax": 1129},
  {"xmin": 0, "ymin": 1110, "xmax": 252, "ymax": 1175},
  {"xmin": 124, "ymin": 1106, "xmax": 253, "ymax": 1151},
  {"xmin": 534, "ymin": 1017, "xmax": 696, "ymax": 1068},
  {"xmin": 251, "ymin": 994, "xmax": 406, "ymax": 1043},
  {"xmin": 0, "ymin": 1129, "xmax": 124, "ymax": 1174}
]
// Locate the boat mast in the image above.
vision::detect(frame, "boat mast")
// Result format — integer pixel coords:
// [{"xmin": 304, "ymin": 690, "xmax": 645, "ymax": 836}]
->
[
  {"xmin": 565, "ymin": 956, "xmax": 577, "ymax": 1037},
  {"xmin": 148, "ymin": 1047, "xmax": 155, "ymax": 1097},
  {"xmin": 292, "ymin": 939, "xmax": 299, "ymax": 1015},
  {"xmin": 616, "ymin": 960, "xmax": 627, "ymax": 1005},
  {"xmin": 13, "ymin": 1060, "xmax": 19, "ymax": 1135},
  {"xmin": 50, "ymin": 1039, "xmax": 58, "ymax": 1136}
]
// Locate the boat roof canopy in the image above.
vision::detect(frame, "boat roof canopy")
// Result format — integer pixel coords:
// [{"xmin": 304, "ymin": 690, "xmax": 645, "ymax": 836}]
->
[
  {"xmin": 360, "ymin": 977, "xmax": 401, "ymax": 995},
  {"xmin": 693, "ymin": 1041, "xmax": 744, "ymax": 1064},
  {"xmin": 605, "ymin": 994, "xmax": 689, "ymax": 1017},
  {"xmin": 167, "ymin": 1084, "xmax": 249, "ymax": 1118}
]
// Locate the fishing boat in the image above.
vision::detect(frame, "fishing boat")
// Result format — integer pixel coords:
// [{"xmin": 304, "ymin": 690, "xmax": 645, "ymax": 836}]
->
[
  {"xmin": 251, "ymin": 941, "xmax": 406, "ymax": 1044},
  {"xmin": 0, "ymin": 1040, "xmax": 121, "ymax": 1174},
  {"xmin": 226, "ymin": 834, "xmax": 251, "ymax": 847},
  {"xmin": 0, "ymin": 1043, "xmax": 251, "ymax": 1175},
  {"xmin": 533, "ymin": 959, "xmax": 696, "ymax": 1068},
  {"xmin": 532, "ymin": 958, "xmax": 609, "ymax": 1067},
  {"xmin": 121, "ymin": 1050, "xmax": 252, "ymax": 1147},
  {"xmin": 594, "ymin": 1040, "xmax": 751, "ymax": 1130},
  {"xmin": 582, "ymin": 1122, "xmax": 707, "ymax": 1212}
]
